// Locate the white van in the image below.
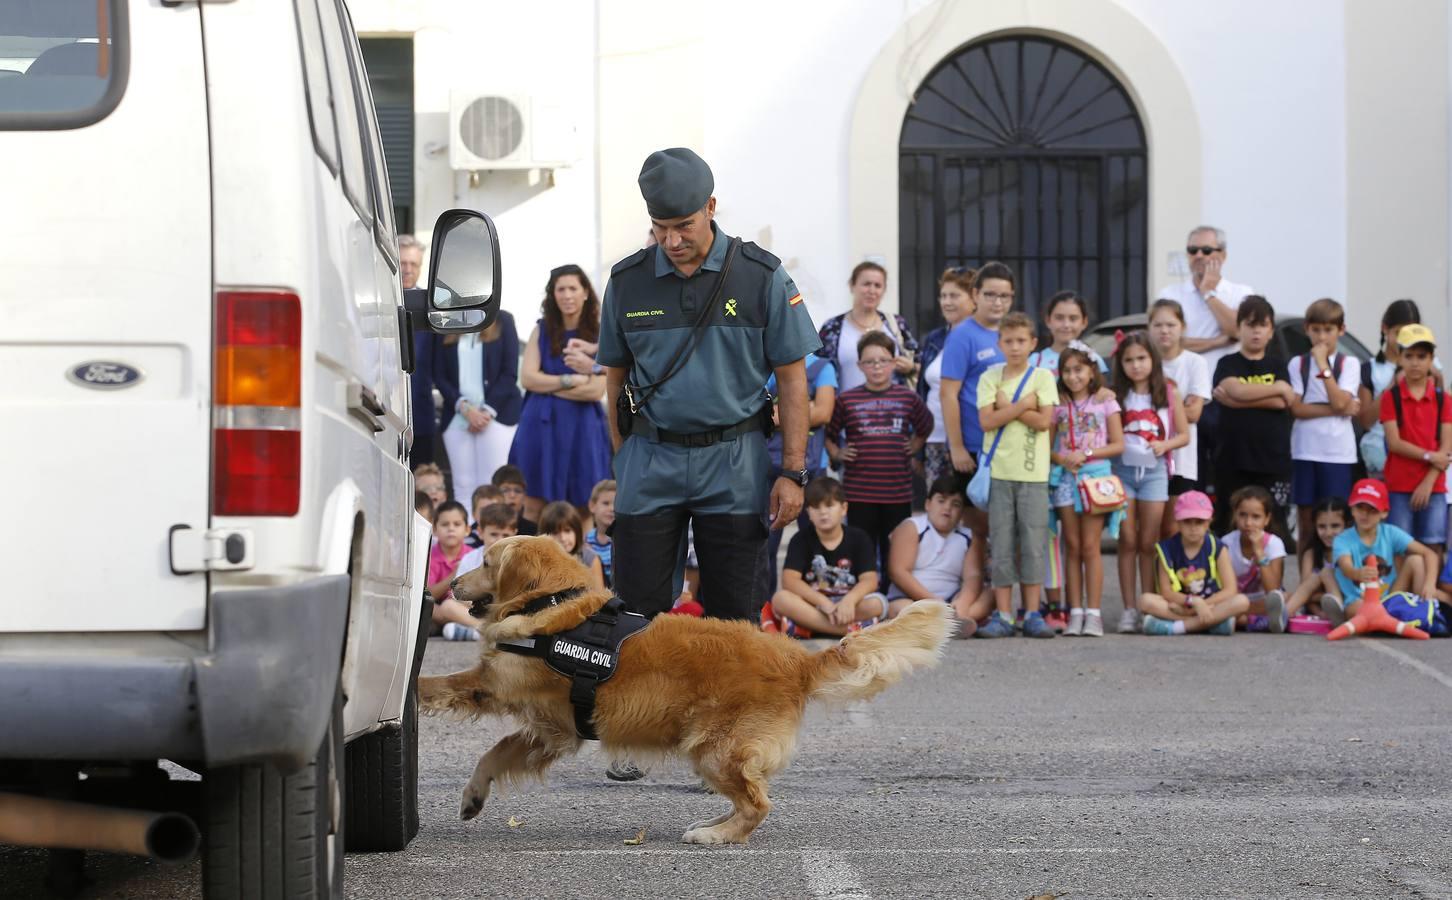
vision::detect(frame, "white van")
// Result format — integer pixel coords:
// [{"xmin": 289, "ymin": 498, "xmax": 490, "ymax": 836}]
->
[{"xmin": 0, "ymin": 2, "xmax": 499, "ymax": 896}]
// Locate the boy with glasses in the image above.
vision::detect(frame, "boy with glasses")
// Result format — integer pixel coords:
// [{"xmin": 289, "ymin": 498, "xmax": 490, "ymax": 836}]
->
[
  {"xmin": 826, "ymin": 331, "xmax": 934, "ymax": 573},
  {"xmin": 489, "ymin": 464, "xmax": 538, "ymax": 535}
]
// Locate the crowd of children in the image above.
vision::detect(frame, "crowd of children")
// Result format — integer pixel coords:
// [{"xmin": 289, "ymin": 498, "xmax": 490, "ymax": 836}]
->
[
  {"xmin": 413, "ymin": 261, "xmax": 1452, "ymax": 643},
  {"xmin": 764, "ymin": 264, "xmax": 1452, "ymax": 641}
]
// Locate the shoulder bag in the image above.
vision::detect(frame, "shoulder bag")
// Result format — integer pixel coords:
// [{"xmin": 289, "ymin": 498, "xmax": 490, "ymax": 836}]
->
[
  {"xmin": 967, "ymin": 368, "xmax": 1031, "ymax": 508},
  {"xmin": 1069, "ymin": 400, "xmax": 1127, "ymax": 515}
]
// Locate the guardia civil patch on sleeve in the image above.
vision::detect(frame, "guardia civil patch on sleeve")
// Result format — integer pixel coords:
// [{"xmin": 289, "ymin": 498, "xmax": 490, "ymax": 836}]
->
[{"xmin": 788, "ymin": 293, "xmax": 804, "ymax": 306}]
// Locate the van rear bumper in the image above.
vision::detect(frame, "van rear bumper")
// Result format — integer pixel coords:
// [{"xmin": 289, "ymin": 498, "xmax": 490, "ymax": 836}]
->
[{"xmin": 0, "ymin": 575, "xmax": 349, "ymax": 773}]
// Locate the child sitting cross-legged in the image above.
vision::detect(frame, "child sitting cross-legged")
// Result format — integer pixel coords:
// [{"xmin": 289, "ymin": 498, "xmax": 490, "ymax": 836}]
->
[
  {"xmin": 1327, "ymin": 479, "xmax": 1439, "ymax": 626},
  {"xmin": 539, "ymin": 500, "xmax": 606, "ymax": 590},
  {"xmin": 1221, "ymin": 486, "xmax": 1290, "ymax": 632},
  {"xmin": 427, "ymin": 501, "xmax": 488, "ymax": 641},
  {"xmin": 1138, "ymin": 491, "xmax": 1249, "ymax": 635},
  {"xmin": 765, "ymin": 477, "xmax": 887, "ymax": 638},
  {"xmin": 441, "ymin": 502, "xmax": 521, "ymax": 641},
  {"xmin": 884, "ymin": 475, "xmax": 990, "ymax": 638},
  {"xmin": 1285, "ymin": 496, "xmax": 1350, "ymax": 621}
]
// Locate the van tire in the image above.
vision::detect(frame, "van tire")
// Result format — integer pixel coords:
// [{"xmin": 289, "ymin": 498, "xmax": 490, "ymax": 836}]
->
[
  {"xmin": 202, "ymin": 688, "xmax": 345, "ymax": 899},
  {"xmin": 343, "ymin": 685, "xmax": 419, "ymax": 851}
]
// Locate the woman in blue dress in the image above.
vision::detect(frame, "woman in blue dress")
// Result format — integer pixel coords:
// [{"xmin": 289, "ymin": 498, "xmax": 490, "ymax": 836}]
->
[{"xmin": 508, "ymin": 264, "xmax": 612, "ymax": 517}]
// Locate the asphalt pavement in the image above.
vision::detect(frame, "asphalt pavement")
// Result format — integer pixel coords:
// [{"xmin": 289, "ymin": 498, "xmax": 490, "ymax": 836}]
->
[{"xmin": 5, "ymin": 573, "xmax": 1452, "ymax": 899}]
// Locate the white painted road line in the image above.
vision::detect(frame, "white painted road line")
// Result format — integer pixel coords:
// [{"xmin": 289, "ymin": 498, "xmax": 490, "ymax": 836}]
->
[
  {"xmin": 1360, "ymin": 640, "xmax": 1452, "ymax": 690},
  {"xmin": 407, "ymin": 847, "xmax": 1128, "ymax": 858},
  {"xmin": 802, "ymin": 850, "xmax": 871, "ymax": 899}
]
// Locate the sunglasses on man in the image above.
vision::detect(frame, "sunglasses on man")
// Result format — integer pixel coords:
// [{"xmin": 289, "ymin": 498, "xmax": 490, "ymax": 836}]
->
[{"xmin": 1186, "ymin": 245, "xmax": 1222, "ymax": 256}]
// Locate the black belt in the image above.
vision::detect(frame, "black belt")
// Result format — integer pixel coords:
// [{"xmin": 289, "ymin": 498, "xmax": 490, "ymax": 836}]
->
[{"xmin": 626, "ymin": 411, "xmax": 765, "ymax": 447}]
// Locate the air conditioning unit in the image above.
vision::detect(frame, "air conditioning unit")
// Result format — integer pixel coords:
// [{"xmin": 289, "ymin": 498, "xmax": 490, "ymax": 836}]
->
[{"xmin": 449, "ymin": 92, "xmax": 578, "ymax": 171}]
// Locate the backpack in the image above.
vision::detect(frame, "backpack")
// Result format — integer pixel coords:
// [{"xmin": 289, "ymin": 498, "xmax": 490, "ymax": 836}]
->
[
  {"xmin": 1295, "ymin": 352, "xmax": 1346, "ymax": 400},
  {"xmin": 1387, "ymin": 375, "xmax": 1445, "ymax": 434},
  {"xmin": 766, "ymin": 356, "xmax": 832, "ymax": 474},
  {"xmin": 1156, "ymin": 533, "xmax": 1221, "ymax": 597}
]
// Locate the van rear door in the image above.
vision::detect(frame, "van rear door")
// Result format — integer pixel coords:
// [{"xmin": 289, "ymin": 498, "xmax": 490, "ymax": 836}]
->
[{"xmin": 0, "ymin": 3, "xmax": 211, "ymax": 631}]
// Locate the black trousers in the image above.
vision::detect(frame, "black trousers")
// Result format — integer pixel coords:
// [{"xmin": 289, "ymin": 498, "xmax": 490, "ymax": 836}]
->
[
  {"xmin": 613, "ymin": 511, "xmax": 767, "ymax": 621},
  {"xmin": 848, "ymin": 501, "xmax": 913, "ymax": 573}
]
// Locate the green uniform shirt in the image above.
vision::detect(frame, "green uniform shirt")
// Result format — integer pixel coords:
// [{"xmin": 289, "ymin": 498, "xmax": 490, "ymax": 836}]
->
[{"xmin": 597, "ymin": 224, "xmax": 822, "ymax": 432}]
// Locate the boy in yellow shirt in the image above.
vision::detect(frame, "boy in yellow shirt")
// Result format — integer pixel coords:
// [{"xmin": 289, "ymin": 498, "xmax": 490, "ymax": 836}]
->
[{"xmin": 976, "ymin": 312, "xmax": 1060, "ymax": 638}]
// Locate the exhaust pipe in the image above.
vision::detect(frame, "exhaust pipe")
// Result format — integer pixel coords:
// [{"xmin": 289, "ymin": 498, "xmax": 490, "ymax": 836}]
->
[{"xmin": 0, "ymin": 792, "xmax": 200, "ymax": 864}]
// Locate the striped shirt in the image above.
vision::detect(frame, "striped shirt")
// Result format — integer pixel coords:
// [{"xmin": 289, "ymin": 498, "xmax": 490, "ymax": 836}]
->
[
  {"xmin": 828, "ymin": 384, "xmax": 934, "ymax": 503},
  {"xmin": 586, "ymin": 528, "xmax": 612, "ymax": 586}
]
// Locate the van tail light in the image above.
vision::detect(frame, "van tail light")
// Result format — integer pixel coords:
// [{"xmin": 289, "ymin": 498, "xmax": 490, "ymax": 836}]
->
[{"xmin": 214, "ymin": 291, "xmax": 301, "ymax": 516}]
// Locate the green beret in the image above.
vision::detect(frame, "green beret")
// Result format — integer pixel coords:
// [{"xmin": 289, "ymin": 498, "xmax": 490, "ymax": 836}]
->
[{"xmin": 638, "ymin": 148, "xmax": 714, "ymax": 219}]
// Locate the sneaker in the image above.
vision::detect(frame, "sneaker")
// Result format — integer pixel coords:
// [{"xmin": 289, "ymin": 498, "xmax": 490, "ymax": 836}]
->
[
  {"xmin": 1117, "ymin": 608, "xmax": 1141, "ymax": 634},
  {"xmin": 1044, "ymin": 609, "xmax": 1069, "ymax": 633},
  {"xmin": 780, "ymin": 617, "xmax": 814, "ymax": 639},
  {"xmin": 760, "ymin": 601, "xmax": 780, "ymax": 633},
  {"xmin": 1265, "ymin": 589, "xmax": 1288, "ymax": 634},
  {"xmin": 1209, "ymin": 617, "xmax": 1235, "ymax": 635},
  {"xmin": 1014, "ymin": 608, "xmax": 1026, "ymax": 633},
  {"xmin": 1141, "ymin": 614, "xmax": 1178, "ymax": 636},
  {"xmin": 1245, "ymin": 614, "xmax": 1269, "ymax": 633},
  {"xmin": 1320, "ymin": 594, "xmax": 1346, "ymax": 627},
  {"xmin": 442, "ymin": 623, "xmax": 481, "ymax": 641},
  {"xmin": 1082, "ymin": 612, "xmax": 1105, "ymax": 637},
  {"xmin": 975, "ymin": 612, "xmax": 1015, "ymax": 639},
  {"xmin": 606, "ymin": 760, "xmax": 648, "ymax": 782},
  {"xmin": 1064, "ymin": 608, "xmax": 1085, "ymax": 636},
  {"xmin": 1022, "ymin": 611, "xmax": 1056, "ymax": 639},
  {"xmin": 953, "ymin": 616, "xmax": 977, "ymax": 639}
]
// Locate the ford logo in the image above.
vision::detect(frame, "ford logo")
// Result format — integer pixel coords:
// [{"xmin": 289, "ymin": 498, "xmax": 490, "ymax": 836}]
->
[{"xmin": 67, "ymin": 361, "xmax": 144, "ymax": 390}]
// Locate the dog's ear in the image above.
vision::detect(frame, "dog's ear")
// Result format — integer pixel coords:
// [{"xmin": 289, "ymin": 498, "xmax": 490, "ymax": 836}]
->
[{"xmin": 492, "ymin": 538, "xmax": 535, "ymax": 607}]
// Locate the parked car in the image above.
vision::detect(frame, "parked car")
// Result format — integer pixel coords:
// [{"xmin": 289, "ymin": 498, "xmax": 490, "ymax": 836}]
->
[
  {"xmin": 0, "ymin": 2, "xmax": 499, "ymax": 897},
  {"xmin": 1082, "ymin": 314, "xmax": 1375, "ymax": 370}
]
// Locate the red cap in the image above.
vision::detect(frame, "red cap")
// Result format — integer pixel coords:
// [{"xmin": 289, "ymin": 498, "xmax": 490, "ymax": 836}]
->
[{"xmin": 1349, "ymin": 478, "xmax": 1389, "ymax": 512}]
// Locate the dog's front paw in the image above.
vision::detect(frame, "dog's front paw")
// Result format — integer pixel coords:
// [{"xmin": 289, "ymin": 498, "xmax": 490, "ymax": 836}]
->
[
  {"xmin": 459, "ymin": 781, "xmax": 489, "ymax": 821},
  {"xmin": 681, "ymin": 824, "xmax": 744, "ymax": 845}
]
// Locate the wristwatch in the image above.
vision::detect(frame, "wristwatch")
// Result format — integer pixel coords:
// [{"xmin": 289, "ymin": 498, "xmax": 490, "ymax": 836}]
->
[
  {"xmin": 1423, "ymin": 451, "xmax": 1432, "ymax": 463},
  {"xmin": 561, "ymin": 373, "xmax": 576, "ymax": 389},
  {"xmin": 1316, "ymin": 368, "xmax": 1333, "ymax": 380},
  {"xmin": 1085, "ymin": 448, "xmax": 1094, "ymax": 459},
  {"xmin": 779, "ymin": 467, "xmax": 810, "ymax": 487}
]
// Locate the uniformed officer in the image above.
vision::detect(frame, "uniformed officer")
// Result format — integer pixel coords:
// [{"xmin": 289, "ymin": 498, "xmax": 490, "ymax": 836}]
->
[{"xmin": 596, "ymin": 148, "xmax": 821, "ymax": 621}]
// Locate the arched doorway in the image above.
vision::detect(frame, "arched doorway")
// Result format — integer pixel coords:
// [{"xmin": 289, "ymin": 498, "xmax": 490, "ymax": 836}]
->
[{"xmin": 899, "ymin": 35, "xmax": 1148, "ymax": 334}]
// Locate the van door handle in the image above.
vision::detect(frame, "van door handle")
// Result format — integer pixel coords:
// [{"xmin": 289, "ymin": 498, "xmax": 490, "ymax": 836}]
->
[{"xmin": 347, "ymin": 383, "xmax": 385, "ymax": 433}]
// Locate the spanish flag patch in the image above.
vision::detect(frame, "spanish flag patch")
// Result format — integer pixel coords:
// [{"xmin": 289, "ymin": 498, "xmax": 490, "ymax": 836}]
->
[{"xmin": 788, "ymin": 293, "xmax": 804, "ymax": 306}]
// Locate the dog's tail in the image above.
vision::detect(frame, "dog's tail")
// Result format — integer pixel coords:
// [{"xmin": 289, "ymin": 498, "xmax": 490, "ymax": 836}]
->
[{"xmin": 807, "ymin": 600, "xmax": 952, "ymax": 704}]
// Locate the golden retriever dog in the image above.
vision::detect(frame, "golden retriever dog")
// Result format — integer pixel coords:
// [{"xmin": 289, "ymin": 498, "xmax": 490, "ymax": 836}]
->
[{"xmin": 418, "ymin": 535, "xmax": 951, "ymax": 845}]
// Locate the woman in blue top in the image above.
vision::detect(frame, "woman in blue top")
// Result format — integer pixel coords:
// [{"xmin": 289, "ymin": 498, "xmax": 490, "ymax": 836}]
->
[
  {"xmin": 435, "ymin": 310, "xmax": 523, "ymax": 507},
  {"xmin": 508, "ymin": 265, "xmax": 613, "ymax": 516}
]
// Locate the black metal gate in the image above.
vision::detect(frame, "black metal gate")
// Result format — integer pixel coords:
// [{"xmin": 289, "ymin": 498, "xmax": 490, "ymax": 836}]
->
[{"xmin": 899, "ymin": 36, "xmax": 1147, "ymax": 335}]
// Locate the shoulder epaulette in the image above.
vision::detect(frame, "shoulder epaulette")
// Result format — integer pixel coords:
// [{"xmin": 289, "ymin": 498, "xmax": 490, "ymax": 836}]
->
[
  {"xmin": 610, "ymin": 247, "xmax": 650, "ymax": 276},
  {"xmin": 739, "ymin": 241, "xmax": 782, "ymax": 271}
]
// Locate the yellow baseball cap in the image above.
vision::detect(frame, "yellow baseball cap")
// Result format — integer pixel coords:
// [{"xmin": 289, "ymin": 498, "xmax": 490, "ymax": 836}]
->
[{"xmin": 1397, "ymin": 323, "xmax": 1436, "ymax": 349}]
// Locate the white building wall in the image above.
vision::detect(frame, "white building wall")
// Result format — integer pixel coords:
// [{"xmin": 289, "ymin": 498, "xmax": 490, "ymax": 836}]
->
[
  {"xmin": 352, "ymin": 0, "xmax": 1444, "ymax": 350},
  {"xmin": 1115, "ymin": 0, "xmax": 1348, "ymax": 313},
  {"xmin": 352, "ymin": 0, "xmax": 600, "ymax": 333}
]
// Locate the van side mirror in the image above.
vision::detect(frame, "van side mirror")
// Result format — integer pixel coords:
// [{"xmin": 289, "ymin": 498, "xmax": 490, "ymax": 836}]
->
[{"xmin": 423, "ymin": 208, "xmax": 501, "ymax": 335}]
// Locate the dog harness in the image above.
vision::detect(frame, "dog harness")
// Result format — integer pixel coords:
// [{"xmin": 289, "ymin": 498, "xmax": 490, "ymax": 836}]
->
[{"xmin": 495, "ymin": 591, "xmax": 650, "ymax": 740}]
